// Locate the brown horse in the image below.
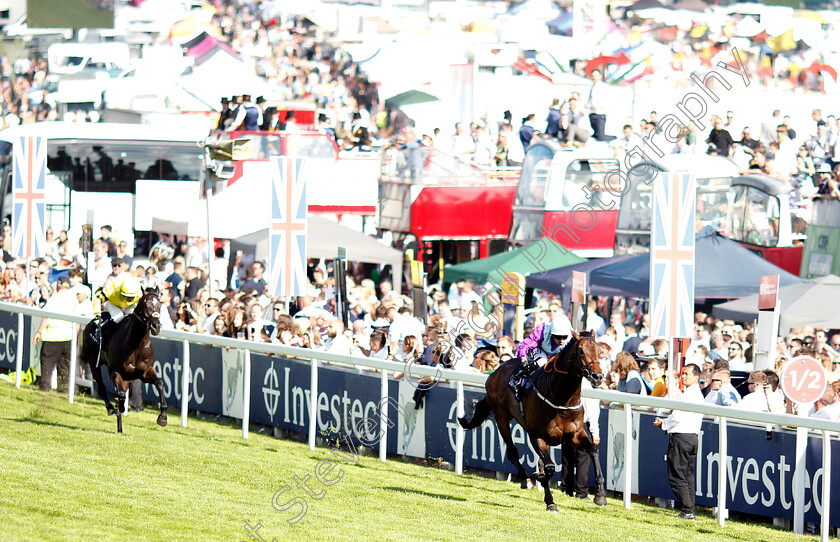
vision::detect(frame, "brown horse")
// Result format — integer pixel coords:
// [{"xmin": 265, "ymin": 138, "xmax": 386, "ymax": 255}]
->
[
  {"xmin": 81, "ymin": 286, "xmax": 167, "ymax": 433},
  {"xmin": 458, "ymin": 331, "xmax": 603, "ymax": 511}
]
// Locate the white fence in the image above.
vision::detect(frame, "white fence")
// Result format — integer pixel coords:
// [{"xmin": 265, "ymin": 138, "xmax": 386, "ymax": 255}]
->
[{"xmin": 5, "ymin": 301, "xmax": 840, "ymax": 541}]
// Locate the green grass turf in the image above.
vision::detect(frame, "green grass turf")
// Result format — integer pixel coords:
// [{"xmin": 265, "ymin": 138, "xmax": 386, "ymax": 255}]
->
[
  {"xmin": 26, "ymin": 0, "xmax": 114, "ymax": 30},
  {"xmin": 0, "ymin": 383, "xmax": 811, "ymax": 542}
]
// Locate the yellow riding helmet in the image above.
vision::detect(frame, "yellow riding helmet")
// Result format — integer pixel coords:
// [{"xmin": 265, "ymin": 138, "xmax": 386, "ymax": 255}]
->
[{"xmin": 120, "ymin": 278, "xmax": 141, "ymax": 298}]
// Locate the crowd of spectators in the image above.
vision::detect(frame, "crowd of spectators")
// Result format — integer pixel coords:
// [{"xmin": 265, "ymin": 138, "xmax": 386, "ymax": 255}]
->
[
  {"xmin": 207, "ymin": 3, "xmax": 381, "ymax": 151},
  {"xmin": 11, "ymin": 222, "xmax": 840, "ymax": 423}
]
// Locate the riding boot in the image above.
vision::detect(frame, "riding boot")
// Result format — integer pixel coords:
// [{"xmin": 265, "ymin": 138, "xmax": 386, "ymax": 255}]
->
[
  {"xmin": 99, "ymin": 314, "xmax": 115, "ymax": 340},
  {"xmin": 90, "ymin": 317, "xmax": 102, "ymax": 343}
]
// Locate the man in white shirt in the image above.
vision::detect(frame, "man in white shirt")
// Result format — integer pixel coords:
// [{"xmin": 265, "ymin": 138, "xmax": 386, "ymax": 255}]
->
[
  {"xmin": 811, "ymin": 385, "xmax": 840, "ymax": 420},
  {"xmin": 726, "ymin": 341, "xmax": 749, "ymax": 371},
  {"xmin": 736, "ymin": 371, "xmax": 773, "ymax": 412},
  {"xmin": 654, "ymin": 364, "xmax": 704, "ymax": 520},
  {"xmin": 324, "ymin": 320, "xmax": 351, "ymax": 356},
  {"xmin": 775, "ymin": 125, "xmax": 798, "ymax": 177},
  {"xmin": 610, "ymin": 124, "xmax": 643, "ymax": 159},
  {"xmin": 365, "ymin": 330, "xmax": 389, "ymax": 360},
  {"xmin": 586, "ymin": 70, "xmax": 613, "ymax": 142}
]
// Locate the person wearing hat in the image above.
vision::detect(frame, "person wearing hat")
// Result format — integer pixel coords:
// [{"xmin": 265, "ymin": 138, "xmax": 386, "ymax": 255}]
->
[
  {"xmin": 91, "ymin": 276, "xmax": 144, "ymax": 345},
  {"xmin": 217, "ymin": 97, "xmax": 233, "ymax": 131},
  {"xmin": 816, "ymin": 161, "xmax": 840, "ymax": 199},
  {"xmin": 34, "ymin": 277, "xmax": 77, "ymax": 392},
  {"xmin": 511, "ymin": 314, "xmax": 575, "ymax": 399},
  {"xmin": 70, "ymin": 283, "xmax": 94, "ymax": 326},
  {"xmin": 228, "ymin": 94, "xmax": 263, "ymax": 132}
]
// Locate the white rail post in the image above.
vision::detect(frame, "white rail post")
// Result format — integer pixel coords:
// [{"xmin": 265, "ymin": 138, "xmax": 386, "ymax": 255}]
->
[
  {"xmin": 242, "ymin": 349, "xmax": 251, "ymax": 439},
  {"xmin": 14, "ymin": 312, "xmax": 23, "ymax": 388},
  {"xmin": 623, "ymin": 403, "xmax": 632, "ymax": 509},
  {"xmin": 456, "ymin": 381, "xmax": 465, "ymax": 475},
  {"xmin": 379, "ymin": 368, "xmax": 388, "ymax": 462},
  {"xmin": 68, "ymin": 326, "xmax": 77, "ymax": 404},
  {"xmin": 308, "ymin": 357, "xmax": 318, "ymax": 451},
  {"xmin": 794, "ymin": 426, "xmax": 807, "ymax": 535},
  {"xmin": 717, "ymin": 416, "xmax": 728, "ymax": 527},
  {"xmin": 821, "ymin": 430, "xmax": 831, "ymax": 542},
  {"xmin": 181, "ymin": 340, "xmax": 190, "ymax": 427}
]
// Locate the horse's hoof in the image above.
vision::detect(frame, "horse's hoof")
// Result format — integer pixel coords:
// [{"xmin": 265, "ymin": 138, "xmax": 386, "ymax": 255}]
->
[
  {"xmin": 547, "ymin": 504, "xmax": 559, "ymax": 513},
  {"xmin": 157, "ymin": 415, "xmax": 167, "ymax": 427},
  {"xmin": 107, "ymin": 408, "xmax": 117, "ymax": 416},
  {"xmin": 521, "ymin": 478, "xmax": 535, "ymax": 490},
  {"xmin": 594, "ymin": 496, "xmax": 607, "ymax": 507}
]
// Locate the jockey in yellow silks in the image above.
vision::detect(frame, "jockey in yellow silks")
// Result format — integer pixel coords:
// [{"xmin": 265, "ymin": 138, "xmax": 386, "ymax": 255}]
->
[{"xmin": 92, "ymin": 277, "xmax": 142, "ymax": 343}]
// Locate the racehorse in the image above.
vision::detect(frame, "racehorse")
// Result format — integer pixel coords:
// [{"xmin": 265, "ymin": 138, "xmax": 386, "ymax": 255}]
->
[
  {"xmin": 81, "ymin": 286, "xmax": 167, "ymax": 433},
  {"xmin": 458, "ymin": 331, "xmax": 604, "ymax": 512}
]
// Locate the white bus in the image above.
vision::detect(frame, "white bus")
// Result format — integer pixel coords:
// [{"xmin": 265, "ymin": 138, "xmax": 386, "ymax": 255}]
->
[{"xmin": 0, "ymin": 122, "xmax": 207, "ymax": 252}]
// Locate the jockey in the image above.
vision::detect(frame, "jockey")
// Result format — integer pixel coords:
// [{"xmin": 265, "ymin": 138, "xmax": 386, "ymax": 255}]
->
[
  {"xmin": 91, "ymin": 276, "xmax": 143, "ymax": 343},
  {"xmin": 511, "ymin": 314, "xmax": 574, "ymax": 399}
]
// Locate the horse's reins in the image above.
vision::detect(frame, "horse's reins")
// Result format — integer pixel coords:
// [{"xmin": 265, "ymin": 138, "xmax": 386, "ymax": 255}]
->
[
  {"xmin": 97, "ymin": 297, "xmax": 159, "ymax": 366},
  {"xmin": 529, "ymin": 339, "xmax": 585, "ymax": 411}
]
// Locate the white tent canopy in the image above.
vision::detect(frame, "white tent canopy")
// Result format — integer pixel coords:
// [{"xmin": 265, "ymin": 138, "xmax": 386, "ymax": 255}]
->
[{"xmin": 231, "ymin": 216, "xmax": 403, "ymax": 293}]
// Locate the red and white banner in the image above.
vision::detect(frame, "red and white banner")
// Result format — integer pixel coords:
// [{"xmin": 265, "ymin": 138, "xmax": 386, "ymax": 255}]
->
[
  {"xmin": 571, "ymin": 270, "xmax": 587, "ymax": 304},
  {"xmin": 650, "ymin": 172, "xmax": 696, "ymax": 338},
  {"xmin": 268, "ymin": 157, "xmax": 307, "ymax": 297},
  {"xmin": 12, "ymin": 136, "xmax": 47, "ymax": 259},
  {"xmin": 758, "ymin": 274, "xmax": 779, "ymax": 310}
]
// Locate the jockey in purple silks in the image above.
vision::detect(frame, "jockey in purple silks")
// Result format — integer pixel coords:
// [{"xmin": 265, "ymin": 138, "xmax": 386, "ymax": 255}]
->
[{"xmin": 511, "ymin": 314, "xmax": 574, "ymax": 399}]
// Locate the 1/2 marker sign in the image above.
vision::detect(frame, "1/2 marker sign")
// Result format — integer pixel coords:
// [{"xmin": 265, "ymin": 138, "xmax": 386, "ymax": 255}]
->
[{"xmin": 780, "ymin": 356, "xmax": 827, "ymax": 404}]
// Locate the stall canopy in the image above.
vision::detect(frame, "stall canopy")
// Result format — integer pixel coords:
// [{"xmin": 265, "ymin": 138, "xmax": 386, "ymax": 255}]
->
[
  {"xmin": 712, "ymin": 275, "xmax": 840, "ymax": 331},
  {"xmin": 230, "ymin": 217, "xmax": 403, "ymax": 293},
  {"xmin": 442, "ymin": 239, "xmax": 584, "ymax": 284},
  {"xmin": 590, "ymin": 227, "xmax": 802, "ymax": 300},
  {"xmin": 526, "ymin": 254, "xmax": 638, "ymax": 301}
]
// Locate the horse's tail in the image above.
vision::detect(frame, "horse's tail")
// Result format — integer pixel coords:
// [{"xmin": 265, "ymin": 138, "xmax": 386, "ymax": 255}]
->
[{"xmin": 458, "ymin": 397, "xmax": 492, "ymax": 430}]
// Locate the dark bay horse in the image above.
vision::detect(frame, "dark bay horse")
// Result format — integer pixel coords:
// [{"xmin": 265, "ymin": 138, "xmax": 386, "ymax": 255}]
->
[
  {"xmin": 458, "ymin": 331, "xmax": 604, "ymax": 512},
  {"xmin": 81, "ymin": 286, "xmax": 167, "ymax": 433}
]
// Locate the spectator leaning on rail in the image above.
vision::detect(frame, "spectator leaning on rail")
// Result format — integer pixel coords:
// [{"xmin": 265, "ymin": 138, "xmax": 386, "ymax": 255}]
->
[
  {"xmin": 91, "ymin": 276, "xmax": 143, "ymax": 344},
  {"xmin": 654, "ymin": 363, "xmax": 704, "ymax": 521},
  {"xmin": 704, "ymin": 369, "xmax": 741, "ymax": 406}
]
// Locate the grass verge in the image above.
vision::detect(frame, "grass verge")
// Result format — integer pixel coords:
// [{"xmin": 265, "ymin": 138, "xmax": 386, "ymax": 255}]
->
[{"xmin": 0, "ymin": 383, "xmax": 810, "ymax": 542}]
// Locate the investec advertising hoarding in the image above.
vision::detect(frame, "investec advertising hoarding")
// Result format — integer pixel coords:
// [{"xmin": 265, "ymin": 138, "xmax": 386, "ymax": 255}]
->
[
  {"xmin": 24, "ymin": 335, "xmax": 840, "ymax": 524},
  {"xmin": 0, "ymin": 311, "xmax": 23, "ymax": 371}
]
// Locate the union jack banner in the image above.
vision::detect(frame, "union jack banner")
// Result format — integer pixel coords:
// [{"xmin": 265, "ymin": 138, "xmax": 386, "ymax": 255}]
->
[
  {"xmin": 650, "ymin": 172, "xmax": 696, "ymax": 338},
  {"xmin": 12, "ymin": 136, "xmax": 47, "ymax": 259},
  {"xmin": 268, "ymin": 157, "xmax": 307, "ymax": 297}
]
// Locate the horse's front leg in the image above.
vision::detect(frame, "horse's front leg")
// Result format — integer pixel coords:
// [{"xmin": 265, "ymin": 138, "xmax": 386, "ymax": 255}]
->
[
  {"xmin": 142, "ymin": 366, "xmax": 168, "ymax": 427},
  {"xmin": 111, "ymin": 372, "xmax": 128, "ymax": 433},
  {"xmin": 530, "ymin": 436, "xmax": 557, "ymax": 512}
]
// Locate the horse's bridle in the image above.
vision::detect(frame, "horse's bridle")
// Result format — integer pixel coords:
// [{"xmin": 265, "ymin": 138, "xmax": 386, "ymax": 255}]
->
[
  {"xmin": 130, "ymin": 295, "xmax": 161, "ymax": 331},
  {"xmin": 577, "ymin": 348, "xmax": 602, "ymax": 382},
  {"xmin": 529, "ymin": 337, "xmax": 604, "ymax": 411}
]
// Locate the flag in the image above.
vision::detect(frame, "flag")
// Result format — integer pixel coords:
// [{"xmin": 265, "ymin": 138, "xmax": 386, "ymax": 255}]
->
[
  {"xmin": 268, "ymin": 157, "xmax": 307, "ymax": 297},
  {"xmin": 450, "ymin": 63, "xmax": 474, "ymax": 124},
  {"xmin": 584, "ymin": 51, "xmax": 630, "ymax": 77},
  {"xmin": 12, "ymin": 136, "xmax": 47, "ymax": 259},
  {"xmin": 767, "ymin": 29, "xmax": 796, "ymax": 53},
  {"xmin": 650, "ymin": 173, "xmax": 696, "ymax": 338}
]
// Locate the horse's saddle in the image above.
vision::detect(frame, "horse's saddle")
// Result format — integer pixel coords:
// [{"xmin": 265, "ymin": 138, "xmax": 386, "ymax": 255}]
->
[{"xmin": 508, "ymin": 363, "xmax": 535, "ymax": 395}]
